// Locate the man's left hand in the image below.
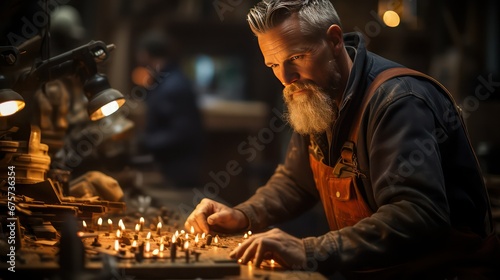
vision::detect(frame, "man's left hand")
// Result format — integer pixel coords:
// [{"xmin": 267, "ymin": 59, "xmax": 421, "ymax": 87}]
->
[{"xmin": 229, "ymin": 228, "xmax": 306, "ymax": 269}]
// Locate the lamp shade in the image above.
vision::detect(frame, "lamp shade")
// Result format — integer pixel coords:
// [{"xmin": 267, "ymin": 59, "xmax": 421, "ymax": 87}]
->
[{"xmin": 83, "ymin": 73, "xmax": 125, "ymax": 121}]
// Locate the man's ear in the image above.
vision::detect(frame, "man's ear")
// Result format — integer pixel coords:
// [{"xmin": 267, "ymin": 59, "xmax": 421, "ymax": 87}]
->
[{"xmin": 326, "ymin": 24, "xmax": 344, "ymax": 56}]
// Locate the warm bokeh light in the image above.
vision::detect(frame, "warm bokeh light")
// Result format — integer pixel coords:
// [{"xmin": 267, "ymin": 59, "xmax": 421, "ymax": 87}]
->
[
  {"xmin": 383, "ymin": 10, "xmax": 400, "ymax": 27},
  {"xmin": 131, "ymin": 66, "xmax": 153, "ymax": 87}
]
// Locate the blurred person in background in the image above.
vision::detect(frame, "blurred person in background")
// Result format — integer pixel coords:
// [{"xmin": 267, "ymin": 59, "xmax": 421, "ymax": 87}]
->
[{"xmin": 133, "ymin": 29, "xmax": 205, "ymax": 188}]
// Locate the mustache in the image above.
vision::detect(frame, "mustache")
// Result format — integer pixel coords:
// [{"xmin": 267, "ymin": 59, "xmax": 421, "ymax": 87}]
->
[{"xmin": 283, "ymin": 81, "xmax": 317, "ymax": 96}]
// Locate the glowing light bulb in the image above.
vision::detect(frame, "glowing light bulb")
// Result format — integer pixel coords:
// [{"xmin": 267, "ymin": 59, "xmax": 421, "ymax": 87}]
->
[
  {"xmin": 100, "ymin": 101, "xmax": 119, "ymax": 117},
  {"xmin": 0, "ymin": 101, "xmax": 22, "ymax": 116}
]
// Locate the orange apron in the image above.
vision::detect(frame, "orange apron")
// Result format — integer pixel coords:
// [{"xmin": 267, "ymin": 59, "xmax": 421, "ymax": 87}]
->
[{"xmin": 309, "ymin": 140, "xmax": 372, "ymax": 230}]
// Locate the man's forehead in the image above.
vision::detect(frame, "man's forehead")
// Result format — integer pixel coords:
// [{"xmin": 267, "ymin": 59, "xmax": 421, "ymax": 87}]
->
[{"xmin": 256, "ymin": 15, "xmax": 310, "ymax": 55}]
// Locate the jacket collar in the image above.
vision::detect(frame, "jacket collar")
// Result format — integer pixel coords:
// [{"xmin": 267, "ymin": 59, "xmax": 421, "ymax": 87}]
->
[{"xmin": 340, "ymin": 32, "xmax": 370, "ymax": 110}]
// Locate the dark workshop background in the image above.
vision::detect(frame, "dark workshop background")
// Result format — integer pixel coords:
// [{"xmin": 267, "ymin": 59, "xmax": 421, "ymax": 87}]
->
[{"xmin": 1, "ymin": 0, "xmax": 499, "ymax": 236}]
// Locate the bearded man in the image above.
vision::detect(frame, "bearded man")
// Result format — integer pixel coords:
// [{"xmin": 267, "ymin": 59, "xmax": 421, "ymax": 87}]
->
[{"xmin": 185, "ymin": 1, "xmax": 500, "ymax": 279}]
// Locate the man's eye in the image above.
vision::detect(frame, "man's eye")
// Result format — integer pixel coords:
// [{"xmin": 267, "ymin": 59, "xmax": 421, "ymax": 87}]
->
[{"xmin": 290, "ymin": 55, "xmax": 302, "ymax": 61}]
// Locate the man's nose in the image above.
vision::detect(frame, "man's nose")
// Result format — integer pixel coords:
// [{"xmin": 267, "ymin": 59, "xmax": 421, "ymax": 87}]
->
[{"xmin": 278, "ymin": 65, "xmax": 299, "ymax": 86}]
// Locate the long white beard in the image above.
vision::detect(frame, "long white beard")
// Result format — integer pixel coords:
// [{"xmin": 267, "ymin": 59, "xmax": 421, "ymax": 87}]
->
[{"xmin": 283, "ymin": 81, "xmax": 338, "ymax": 135}]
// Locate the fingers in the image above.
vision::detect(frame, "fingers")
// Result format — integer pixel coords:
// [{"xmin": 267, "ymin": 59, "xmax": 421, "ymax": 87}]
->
[
  {"xmin": 185, "ymin": 199, "xmax": 249, "ymax": 234},
  {"xmin": 229, "ymin": 228, "xmax": 305, "ymax": 269},
  {"xmin": 184, "ymin": 199, "xmax": 214, "ymax": 233},
  {"xmin": 230, "ymin": 231, "xmax": 279, "ymax": 268}
]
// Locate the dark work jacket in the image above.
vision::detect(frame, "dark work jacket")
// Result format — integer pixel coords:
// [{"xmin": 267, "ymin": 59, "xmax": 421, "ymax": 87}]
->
[{"xmin": 235, "ymin": 32, "xmax": 499, "ymax": 278}]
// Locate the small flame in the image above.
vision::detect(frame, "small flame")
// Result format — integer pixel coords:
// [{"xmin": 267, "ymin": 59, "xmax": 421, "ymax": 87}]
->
[
  {"xmin": 108, "ymin": 219, "xmax": 113, "ymax": 225},
  {"xmin": 97, "ymin": 217, "xmax": 102, "ymax": 226},
  {"xmin": 82, "ymin": 220, "xmax": 87, "ymax": 228},
  {"xmin": 190, "ymin": 225, "xmax": 194, "ymax": 234},
  {"xmin": 135, "ymin": 224, "xmax": 140, "ymax": 232},
  {"xmin": 184, "ymin": 241, "xmax": 189, "ymax": 250},
  {"xmin": 114, "ymin": 240, "xmax": 119, "ymax": 251},
  {"xmin": 145, "ymin": 241, "xmax": 151, "ymax": 252},
  {"xmin": 146, "ymin": 232, "xmax": 151, "ymax": 239},
  {"xmin": 116, "ymin": 229, "xmax": 121, "ymax": 238}
]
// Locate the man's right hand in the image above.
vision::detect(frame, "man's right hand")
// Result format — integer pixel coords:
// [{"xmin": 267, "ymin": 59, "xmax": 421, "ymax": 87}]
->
[{"xmin": 184, "ymin": 198, "xmax": 249, "ymax": 234}]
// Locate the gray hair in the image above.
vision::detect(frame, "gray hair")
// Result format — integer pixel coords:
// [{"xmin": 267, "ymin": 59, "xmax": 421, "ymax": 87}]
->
[{"xmin": 247, "ymin": 0, "xmax": 342, "ymax": 39}]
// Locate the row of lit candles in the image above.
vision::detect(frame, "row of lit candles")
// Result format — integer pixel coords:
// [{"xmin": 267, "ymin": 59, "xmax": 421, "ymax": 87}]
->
[
  {"xmin": 84, "ymin": 217, "xmax": 147, "ymax": 232},
  {"xmin": 83, "ymin": 217, "xmax": 189, "ymax": 234},
  {"xmin": 83, "ymin": 217, "xmax": 253, "ymax": 240}
]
